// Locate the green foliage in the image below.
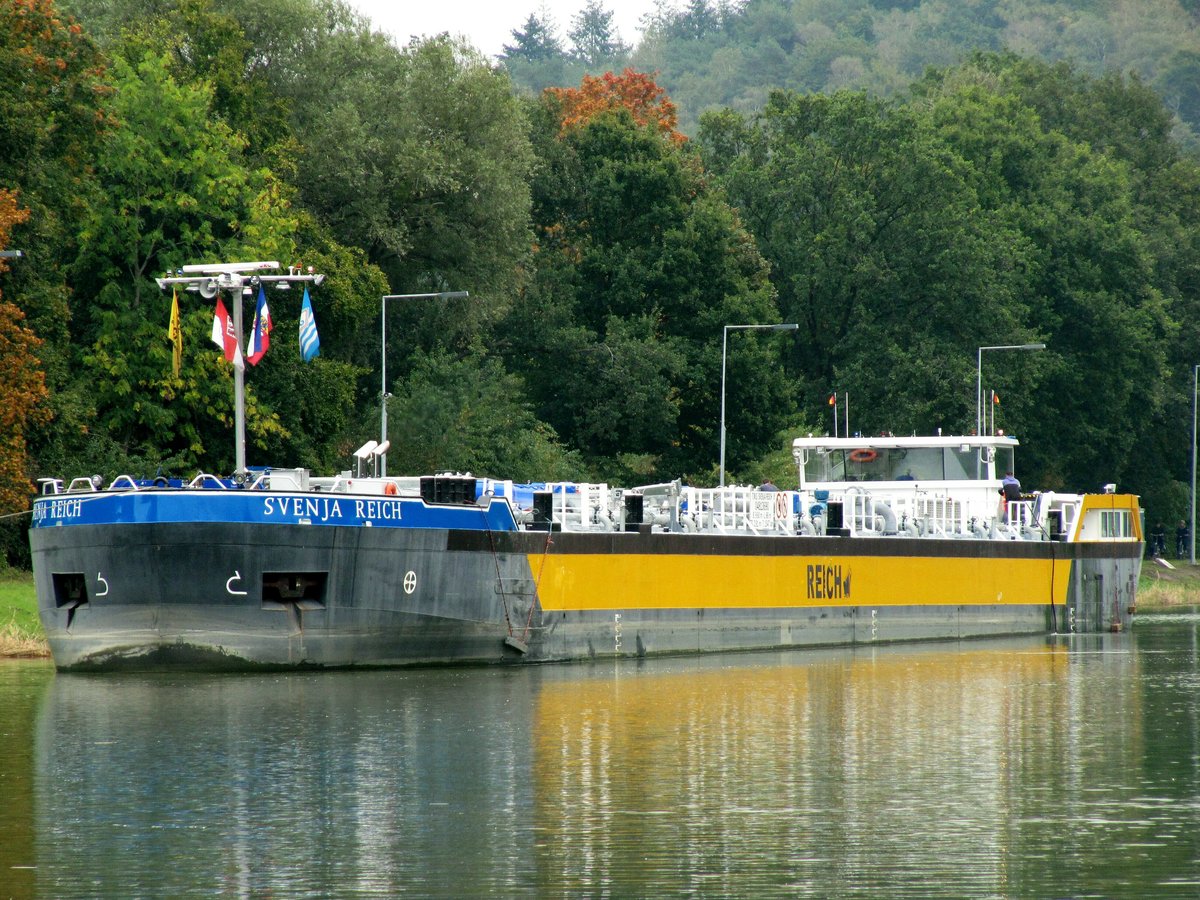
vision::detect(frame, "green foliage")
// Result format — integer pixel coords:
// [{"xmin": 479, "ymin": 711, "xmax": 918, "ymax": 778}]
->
[
  {"xmin": 503, "ymin": 12, "xmax": 565, "ymax": 63},
  {"xmin": 701, "ymin": 90, "xmax": 1030, "ymax": 436},
  {"xmin": 285, "ymin": 33, "xmax": 535, "ymax": 334},
  {"xmin": 568, "ymin": 1, "xmax": 631, "ymax": 64},
  {"xmin": 916, "ymin": 56, "xmax": 1176, "ymax": 495},
  {"xmin": 0, "ymin": 571, "xmax": 41, "ymax": 642},
  {"xmin": 69, "ymin": 48, "xmax": 298, "ymax": 471},
  {"xmin": 0, "ymin": 0, "xmax": 111, "ymax": 404},
  {"xmin": 733, "ymin": 416, "xmax": 822, "ymax": 489},
  {"xmin": 700, "ymin": 55, "xmax": 1191, "ymax": 513},
  {"xmin": 6, "ymin": 0, "xmax": 1200, "ymax": 535},
  {"xmin": 508, "ymin": 101, "xmax": 791, "ymax": 482},
  {"xmin": 621, "ymin": 0, "xmax": 1200, "ymax": 139},
  {"xmin": 385, "ymin": 350, "xmax": 584, "ymax": 481}
]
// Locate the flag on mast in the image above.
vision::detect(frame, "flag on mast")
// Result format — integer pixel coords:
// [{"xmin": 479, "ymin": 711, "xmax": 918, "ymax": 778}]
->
[
  {"xmin": 211, "ymin": 296, "xmax": 244, "ymax": 370},
  {"xmin": 168, "ymin": 288, "xmax": 183, "ymax": 377},
  {"xmin": 299, "ymin": 286, "xmax": 320, "ymax": 362},
  {"xmin": 246, "ymin": 285, "xmax": 272, "ymax": 365}
]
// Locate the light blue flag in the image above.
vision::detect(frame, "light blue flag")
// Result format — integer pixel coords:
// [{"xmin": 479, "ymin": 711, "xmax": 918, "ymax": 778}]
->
[{"xmin": 299, "ymin": 286, "xmax": 320, "ymax": 362}]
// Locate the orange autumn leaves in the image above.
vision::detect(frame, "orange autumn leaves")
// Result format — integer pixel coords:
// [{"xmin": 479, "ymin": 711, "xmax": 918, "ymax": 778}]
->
[
  {"xmin": 547, "ymin": 69, "xmax": 686, "ymax": 145},
  {"xmin": 0, "ymin": 191, "xmax": 49, "ymax": 514}
]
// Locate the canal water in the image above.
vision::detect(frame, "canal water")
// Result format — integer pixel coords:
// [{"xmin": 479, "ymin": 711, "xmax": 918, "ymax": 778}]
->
[{"xmin": 2, "ymin": 618, "xmax": 1199, "ymax": 898}]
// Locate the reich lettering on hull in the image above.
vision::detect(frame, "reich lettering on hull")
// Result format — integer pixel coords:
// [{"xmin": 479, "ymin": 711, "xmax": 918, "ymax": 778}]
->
[{"xmin": 807, "ymin": 563, "xmax": 851, "ymax": 601}]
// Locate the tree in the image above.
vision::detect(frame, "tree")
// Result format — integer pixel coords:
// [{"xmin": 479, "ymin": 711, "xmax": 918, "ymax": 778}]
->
[
  {"xmin": 0, "ymin": 0, "xmax": 111, "ymax": 383},
  {"xmin": 287, "ymin": 35, "xmax": 535, "ymax": 356},
  {"xmin": 700, "ymin": 90, "xmax": 1030, "ymax": 438},
  {"xmin": 0, "ymin": 192, "xmax": 49, "ymax": 518},
  {"xmin": 505, "ymin": 81, "xmax": 789, "ymax": 482},
  {"xmin": 546, "ymin": 68, "xmax": 686, "ymax": 143},
  {"xmin": 70, "ymin": 49, "xmax": 300, "ymax": 472},
  {"xmin": 114, "ymin": 0, "xmax": 295, "ymax": 167},
  {"xmin": 386, "ymin": 350, "xmax": 583, "ymax": 481},
  {"xmin": 568, "ymin": 0, "xmax": 630, "ymax": 65},
  {"xmin": 502, "ymin": 11, "xmax": 565, "ymax": 63}
]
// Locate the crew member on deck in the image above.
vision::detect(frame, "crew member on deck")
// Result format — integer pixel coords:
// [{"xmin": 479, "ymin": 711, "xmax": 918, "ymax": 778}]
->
[{"xmin": 1001, "ymin": 470, "xmax": 1022, "ymax": 502}]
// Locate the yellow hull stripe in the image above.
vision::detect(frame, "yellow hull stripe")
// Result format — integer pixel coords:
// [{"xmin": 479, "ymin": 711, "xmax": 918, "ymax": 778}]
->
[{"xmin": 530, "ymin": 553, "xmax": 1073, "ymax": 611}]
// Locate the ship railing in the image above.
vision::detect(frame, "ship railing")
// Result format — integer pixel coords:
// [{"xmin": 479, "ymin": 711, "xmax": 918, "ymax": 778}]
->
[
  {"xmin": 37, "ymin": 477, "xmax": 63, "ymax": 496},
  {"xmin": 847, "ymin": 490, "xmax": 966, "ymax": 537},
  {"xmin": 188, "ymin": 472, "xmax": 230, "ymax": 490},
  {"xmin": 1005, "ymin": 500, "xmax": 1037, "ymax": 531},
  {"xmin": 846, "ymin": 490, "xmax": 881, "ymax": 535},
  {"xmin": 915, "ymin": 494, "xmax": 963, "ymax": 536},
  {"xmin": 680, "ymin": 487, "xmax": 796, "ymax": 535},
  {"xmin": 65, "ymin": 476, "xmax": 102, "ymax": 493},
  {"xmin": 310, "ymin": 474, "xmax": 355, "ymax": 493},
  {"xmin": 1055, "ymin": 496, "xmax": 1080, "ymax": 539},
  {"xmin": 108, "ymin": 475, "xmax": 141, "ymax": 491},
  {"xmin": 1033, "ymin": 493, "xmax": 1082, "ymax": 541},
  {"xmin": 543, "ymin": 482, "xmax": 618, "ymax": 532}
]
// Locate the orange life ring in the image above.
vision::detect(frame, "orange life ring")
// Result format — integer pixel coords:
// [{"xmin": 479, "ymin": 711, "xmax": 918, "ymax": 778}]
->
[
  {"xmin": 848, "ymin": 449, "xmax": 878, "ymax": 464},
  {"xmin": 384, "ymin": 482, "xmax": 398, "ymax": 496}
]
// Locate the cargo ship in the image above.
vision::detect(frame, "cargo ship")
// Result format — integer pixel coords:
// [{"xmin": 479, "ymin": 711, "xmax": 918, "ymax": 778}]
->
[{"xmin": 29, "ymin": 432, "xmax": 1143, "ymax": 671}]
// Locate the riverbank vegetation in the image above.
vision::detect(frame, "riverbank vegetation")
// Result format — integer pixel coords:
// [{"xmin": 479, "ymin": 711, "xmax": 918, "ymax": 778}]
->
[
  {"xmin": 0, "ymin": 572, "xmax": 47, "ymax": 657},
  {"xmin": 3, "ymin": 0, "xmax": 1200, "ymax": 567},
  {"xmin": 1139, "ymin": 560, "xmax": 1200, "ymax": 609}
]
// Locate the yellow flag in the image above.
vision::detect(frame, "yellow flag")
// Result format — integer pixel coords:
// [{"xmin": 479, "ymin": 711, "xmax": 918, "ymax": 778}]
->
[{"xmin": 169, "ymin": 289, "xmax": 183, "ymax": 377}]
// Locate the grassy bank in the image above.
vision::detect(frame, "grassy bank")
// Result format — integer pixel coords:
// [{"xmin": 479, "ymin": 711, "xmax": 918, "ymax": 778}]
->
[
  {"xmin": 0, "ymin": 571, "xmax": 48, "ymax": 658},
  {"xmin": 1138, "ymin": 558, "xmax": 1200, "ymax": 610}
]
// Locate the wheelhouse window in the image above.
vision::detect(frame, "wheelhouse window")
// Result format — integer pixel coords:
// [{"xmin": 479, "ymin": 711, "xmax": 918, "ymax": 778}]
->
[
  {"xmin": 800, "ymin": 446, "xmax": 1015, "ymax": 484},
  {"xmin": 1100, "ymin": 510, "xmax": 1132, "ymax": 538}
]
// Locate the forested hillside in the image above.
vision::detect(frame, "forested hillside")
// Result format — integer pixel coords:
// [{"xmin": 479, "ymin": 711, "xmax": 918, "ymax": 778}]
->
[
  {"xmin": 2, "ymin": 0, "xmax": 1199, "ymax": 566},
  {"xmin": 504, "ymin": 0, "xmax": 1200, "ymax": 140}
]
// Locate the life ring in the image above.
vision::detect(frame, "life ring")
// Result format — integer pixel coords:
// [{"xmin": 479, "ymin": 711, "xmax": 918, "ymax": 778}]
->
[
  {"xmin": 849, "ymin": 449, "xmax": 878, "ymax": 464},
  {"xmin": 384, "ymin": 482, "xmax": 398, "ymax": 496},
  {"xmin": 152, "ymin": 476, "xmax": 168, "ymax": 488}
]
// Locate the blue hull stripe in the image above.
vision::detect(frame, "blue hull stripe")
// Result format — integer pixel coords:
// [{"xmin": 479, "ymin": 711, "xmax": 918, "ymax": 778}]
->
[{"xmin": 31, "ymin": 492, "xmax": 519, "ymax": 532}]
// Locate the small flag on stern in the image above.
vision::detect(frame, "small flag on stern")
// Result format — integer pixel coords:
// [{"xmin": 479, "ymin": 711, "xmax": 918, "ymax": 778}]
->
[
  {"xmin": 169, "ymin": 288, "xmax": 183, "ymax": 377},
  {"xmin": 828, "ymin": 393, "xmax": 836, "ymax": 406},
  {"xmin": 211, "ymin": 296, "xmax": 244, "ymax": 370},
  {"xmin": 246, "ymin": 285, "xmax": 272, "ymax": 366},
  {"xmin": 992, "ymin": 391, "xmax": 1001, "ymax": 405},
  {"xmin": 299, "ymin": 286, "xmax": 320, "ymax": 362}
]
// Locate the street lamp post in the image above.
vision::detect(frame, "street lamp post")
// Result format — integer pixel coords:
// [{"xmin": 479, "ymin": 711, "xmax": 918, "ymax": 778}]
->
[
  {"xmin": 1191, "ymin": 365, "xmax": 1198, "ymax": 565},
  {"xmin": 976, "ymin": 343, "xmax": 1046, "ymax": 436},
  {"xmin": 380, "ymin": 291, "xmax": 469, "ymax": 477},
  {"xmin": 720, "ymin": 322, "xmax": 799, "ymax": 487}
]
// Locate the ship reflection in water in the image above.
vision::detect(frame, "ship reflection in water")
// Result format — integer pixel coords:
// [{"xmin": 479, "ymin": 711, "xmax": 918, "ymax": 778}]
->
[{"xmin": 17, "ymin": 626, "xmax": 1200, "ymax": 896}]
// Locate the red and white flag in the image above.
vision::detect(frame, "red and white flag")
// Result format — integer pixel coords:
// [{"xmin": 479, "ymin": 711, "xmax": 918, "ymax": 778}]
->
[
  {"xmin": 210, "ymin": 297, "xmax": 244, "ymax": 370},
  {"xmin": 245, "ymin": 286, "xmax": 272, "ymax": 366}
]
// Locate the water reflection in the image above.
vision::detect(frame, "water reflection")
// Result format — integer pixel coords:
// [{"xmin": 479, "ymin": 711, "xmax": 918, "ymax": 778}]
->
[{"xmin": 3, "ymin": 626, "xmax": 1198, "ymax": 897}]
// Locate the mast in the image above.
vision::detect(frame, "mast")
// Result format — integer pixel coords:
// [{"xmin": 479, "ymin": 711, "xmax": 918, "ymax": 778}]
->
[{"xmin": 156, "ymin": 261, "xmax": 326, "ymax": 475}]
